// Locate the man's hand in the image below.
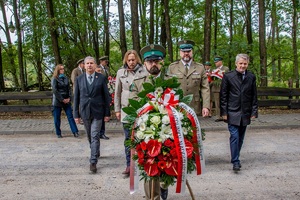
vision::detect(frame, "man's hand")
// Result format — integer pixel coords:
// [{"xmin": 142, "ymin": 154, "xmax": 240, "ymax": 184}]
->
[
  {"xmin": 75, "ymin": 118, "xmax": 80, "ymax": 124},
  {"xmin": 115, "ymin": 112, "xmax": 121, "ymax": 121},
  {"xmin": 104, "ymin": 116, "xmax": 110, "ymax": 122},
  {"xmin": 202, "ymin": 108, "xmax": 210, "ymax": 117}
]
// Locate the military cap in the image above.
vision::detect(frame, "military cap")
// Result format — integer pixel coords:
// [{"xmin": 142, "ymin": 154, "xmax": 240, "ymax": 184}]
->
[
  {"xmin": 214, "ymin": 56, "xmax": 223, "ymax": 62},
  {"xmin": 140, "ymin": 44, "xmax": 166, "ymax": 61},
  {"xmin": 99, "ymin": 56, "xmax": 109, "ymax": 61},
  {"xmin": 204, "ymin": 61, "xmax": 211, "ymax": 66},
  {"xmin": 178, "ymin": 40, "xmax": 195, "ymax": 52},
  {"xmin": 76, "ymin": 58, "xmax": 84, "ymax": 65}
]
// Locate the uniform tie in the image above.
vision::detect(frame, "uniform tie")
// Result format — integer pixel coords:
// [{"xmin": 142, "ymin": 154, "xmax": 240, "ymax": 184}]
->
[{"xmin": 185, "ymin": 64, "xmax": 189, "ymax": 75}]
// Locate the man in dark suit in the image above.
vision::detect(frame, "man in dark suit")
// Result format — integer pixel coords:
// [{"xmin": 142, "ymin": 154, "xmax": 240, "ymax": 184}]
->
[
  {"xmin": 73, "ymin": 56, "xmax": 111, "ymax": 173},
  {"xmin": 220, "ymin": 53, "xmax": 258, "ymax": 171}
]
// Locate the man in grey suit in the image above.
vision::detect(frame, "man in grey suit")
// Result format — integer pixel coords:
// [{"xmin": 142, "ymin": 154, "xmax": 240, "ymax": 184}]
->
[{"xmin": 73, "ymin": 56, "xmax": 111, "ymax": 173}]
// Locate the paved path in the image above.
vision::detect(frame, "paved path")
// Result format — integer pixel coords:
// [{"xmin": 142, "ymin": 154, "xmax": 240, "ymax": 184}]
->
[{"xmin": 0, "ymin": 113, "xmax": 299, "ymax": 135}]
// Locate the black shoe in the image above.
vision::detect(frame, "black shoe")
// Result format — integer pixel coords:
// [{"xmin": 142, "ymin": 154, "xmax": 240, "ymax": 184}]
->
[
  {"xmin": 100, "ymin": 135, "xmax": 109, "ymax": 140},
  {"xmin": 57, "ymin": 135, "xmax": 63, "ymax": 138},
  {"xmin": 73, "ymin": 132, "xmax": 79, "ymax": 138},
  {"xmin": 160, "ymin": 187, "xmax": 168, "ymax": 200},
  {"xmin": 233, "ymin": 163, "xmax": 241, "ymax": 171},
  {"xmin": 90, "ymin": 163, "xmax": 97, "ymax": 173},
  {"xmin": 215, "ymin": 118, "xmax": 223, "ymax": 122}
]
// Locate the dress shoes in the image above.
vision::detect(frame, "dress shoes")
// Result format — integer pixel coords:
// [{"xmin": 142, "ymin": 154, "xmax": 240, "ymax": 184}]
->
[
  {"xmin": 73, "ymin": 132, "xmax": 79, "ymax": 138},
  {"xmin": 100, "ymin": 135, "xmax": 109, "ymax": 140},
  {"xmin": 122, "ymin": 166, "xmax": 130, "ymax": 175},
  {"xmin": 233, "ymin": 163, "xmax": 241, "ymax": 171},
  {"xmin": 215, "ymin": 118, "xmax": 224, "ymax": 122},
  {"xmin": 57, "ymin": 135, "xmax": 63, "ymax": 138},
  {"xmin": 90, "ymin": 163, "xmax": 97, "ymax": 173},
  {"xmin": 160, "ymin": 187, "xmax": 168, "ymax": 200}
]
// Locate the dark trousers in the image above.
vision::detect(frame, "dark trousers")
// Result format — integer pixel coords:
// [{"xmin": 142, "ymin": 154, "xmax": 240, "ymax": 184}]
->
[
  {"xmin": 228, "ymin": 124, "xmax": 247, "ymax": 164},
  {"xmin": 53, "ymin": 104, "xmax": 78, "ymax": 136},
  {"xmin": 100, "ymin": 118, "xmax": 105, "ymax": 136},
  {"xmin": 123, "ymin": 123, "xmax": 130, "ymax": 167}
]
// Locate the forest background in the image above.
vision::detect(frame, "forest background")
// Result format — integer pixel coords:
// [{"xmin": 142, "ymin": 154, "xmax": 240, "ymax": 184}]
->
[{"xmin": 0, "ymin": 0, "xmax": 299, "ymax": 92}]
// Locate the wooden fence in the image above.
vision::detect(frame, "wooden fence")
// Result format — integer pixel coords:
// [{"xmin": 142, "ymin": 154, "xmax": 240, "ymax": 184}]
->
[{"xmin": 0, "ymin": 87, "xmax": 299, "ymax": 112}]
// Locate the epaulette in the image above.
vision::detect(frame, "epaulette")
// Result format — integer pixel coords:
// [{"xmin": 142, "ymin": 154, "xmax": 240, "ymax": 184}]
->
[{"xmin": 169, "ymin": 61, "xmax": 180, "ymax": 66}]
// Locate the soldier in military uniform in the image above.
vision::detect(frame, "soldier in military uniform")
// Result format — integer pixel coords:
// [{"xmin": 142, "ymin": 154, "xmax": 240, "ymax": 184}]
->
[
  {"xmin": 211, "ymin": 56, "xmax": 229, "ymax": 122},
  {"xmin": 167, "ymin": 40, "xmax": 210, "ymax": 117},
  {"xmin": 129, "ymin": 44, "xmax": 168, "ymax": 200}
]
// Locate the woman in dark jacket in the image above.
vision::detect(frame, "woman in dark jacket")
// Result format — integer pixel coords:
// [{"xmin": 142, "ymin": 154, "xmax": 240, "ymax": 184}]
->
[{"xmin": 51, "ymin": 64, "xmax": 79, "ymax": 138}]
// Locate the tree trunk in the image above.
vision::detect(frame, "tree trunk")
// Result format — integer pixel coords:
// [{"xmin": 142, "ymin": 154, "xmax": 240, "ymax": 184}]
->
[
  {"xmin": 13, "ymin": 0, "xmax": 26, "ymax": 92},
  {"xmin": 149, "ymin": 0, "xmax": 154, "ymax": 44},
  {"xmin": 139, "ymin": 0, "xmax": 147, "ymax": 47},
  {"xmin": 258, "ymin": 0, "xmax": 267, "ymax": 87},
  {"xmin": 130, "ymin": 0, "xmax": 141, "ymax": 53},
  {"xmin": 160, "ymin": 0, "xmax": 166, "ymax": 48},
  {"xmin": 102, "ymin": 0, "xmax": 110, "ymax": 58},
  {"xmin": 245, "ymin": 0, "xmax": 253, "ymax": 65},
  {"xmin": 292, "ymin": 0, "xmax": 299, "ymax": 88},
  {"xmin": 118, "ymin": 0, "xmax": 127, "ymax": 58},
  {"xmin": 213, "ymin": 0, "xmax": 218, "ymax": 55},
  {"xmin": 271, "ymin": 0, "xmax": 277, "ymax": 81},
  {"xmin": 228, "ymin": 0, "xmax": 233, "ymax": 70},
  {"xmin": 164, "ymin": 0, "xmax": 173, "ymax": 62},
  {"xmin": 29, "ymin": 1, "xmax": 44, "ymax": 91},
  {"xmin": 89, "ymin": 1, "xmax": 99, "ymax": 62},
  {"xmin": 0, "ymin": 1, "xmax": 19, "ymax": 88},
  {"xmin": 203, "ymin": 0, "xmax": 212, "ymax": 63}
]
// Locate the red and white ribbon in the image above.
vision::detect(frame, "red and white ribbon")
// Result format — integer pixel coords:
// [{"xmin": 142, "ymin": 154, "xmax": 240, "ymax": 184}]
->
[
  {"xmin": 146, "ymin": 88, "xmax": 179, "ymax": 106},
  {"xmin": 211, "ymin": 69, "xmax": 224, "ymax": 79}
]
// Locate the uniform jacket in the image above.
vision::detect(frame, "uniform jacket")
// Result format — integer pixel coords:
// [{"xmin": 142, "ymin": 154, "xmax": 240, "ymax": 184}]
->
[
  {"xmin": 73, "ymin": 72, "xmax": 111, "ymax": 120},
  {"xmin": 220, "ymin": 70, "xmax": 258, "ymax": 126},
  {"xmin": 114, "ymin": 64, "xmax": 147, "ymax": 122},
  {"xmin": 167, "ymin": 60, "xmax": 210, "ymax": 115},
  {"xmin": 71, "ymin": 67, "xmax": 84, "ymax": 92},
  {"xmin": 99, "ymin": 65, "xmax": 110, "ymax": 79},
  {"xmin": 211, "ymin": 65, "xmax": 229, "ymax": 92},
  {"xmin": 51, "ymin": 76, "xmax": 72, "ymax": 107}
]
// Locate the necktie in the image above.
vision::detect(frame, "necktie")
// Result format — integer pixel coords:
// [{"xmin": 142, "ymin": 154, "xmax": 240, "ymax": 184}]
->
[
  {"xmin": 185, "ymin": 64, "xmax": 189, "ymax": 75},
  {"xmin": 88, "ymin": 75, "xmax": 93, "ymax": 84}
]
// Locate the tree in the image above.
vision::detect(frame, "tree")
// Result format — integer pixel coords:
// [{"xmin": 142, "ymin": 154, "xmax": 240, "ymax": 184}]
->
[
  {"xmin": 163, "ymin": 0, "xmax": 173, "ymax": 62},
  {"xmin": 117, "ymin": 0, "xmax": 127, "ymax": 58},
  {"xmin": 292, "ymin": 0, "xmax": 299, "ymax": 88},
  {"xmin": 130, "ymin": 0, "xmax": 141, "ymax": 53},
  {"xmin": 203, "ymin": 0, "xmax": 212, "ymax": 63},
  {"xmin": 258, "ymin": 0, "xmax": 267, "ymax": 87}
]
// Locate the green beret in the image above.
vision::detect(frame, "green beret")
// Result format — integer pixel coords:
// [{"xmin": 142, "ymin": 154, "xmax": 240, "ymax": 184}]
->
[
  {"xmin": 76, "ymin": 58, "xmax": 84, "ymax": 65},
  {"xmin": 178, "ymin": 40, "xmax": 195, "ymax": 51},
  {"xmin": 140, "ymin": 44, "xmax": 166, "ymax": 61},
  {"xmin": 214, "ymin": 56, "xmax": 223, "ymax": 62},
  {"xmin": 204, "ymin": 61, "xmax": 211, "ymax": 66},
  {"xmin": 99, "ymin": 56, "xmax": 109, "ymax": 61}
]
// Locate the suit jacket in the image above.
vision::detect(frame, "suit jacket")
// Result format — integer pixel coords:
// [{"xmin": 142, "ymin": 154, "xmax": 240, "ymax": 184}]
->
[
  {"xmin": 73, "ymin": 72, "xmax": 111, "ymax": 120},
  {"xmin": 167, "ymin": 60, "xmax": 210, "ymax": 115},
  {"xmin": 220, "ymin": 70, "xmax": 258, "ymax": 126}
]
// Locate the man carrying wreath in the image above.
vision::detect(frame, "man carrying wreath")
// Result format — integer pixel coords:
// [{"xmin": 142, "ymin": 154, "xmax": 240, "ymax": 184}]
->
[{"xmin": 129, "ymin": 44, "xmax": 169, "ymax": 200}]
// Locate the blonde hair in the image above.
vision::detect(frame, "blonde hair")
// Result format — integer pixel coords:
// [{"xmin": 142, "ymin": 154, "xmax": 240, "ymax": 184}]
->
[
  {"xmin": 52, "ymin": 64, "xmax": 64, "ymax": 78},
  {"xmin": 123, "ymin": 50, "xmax": 142, "ymax": 65}
]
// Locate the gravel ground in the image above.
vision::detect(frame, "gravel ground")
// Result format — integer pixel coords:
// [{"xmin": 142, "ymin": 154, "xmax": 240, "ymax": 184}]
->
[{"xmin": 0, "ymin": 128, "xmax": 299, "ymax": 200}]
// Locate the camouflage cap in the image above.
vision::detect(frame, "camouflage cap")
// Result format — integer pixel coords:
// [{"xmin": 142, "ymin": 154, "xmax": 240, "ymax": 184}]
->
[
  {"xmin": 140, "ymin": 44, "xmax": 166, "ymax": 61},
  {"xmin": 178, "ymin": 40, "xmax": 195, "ymax": 52}
]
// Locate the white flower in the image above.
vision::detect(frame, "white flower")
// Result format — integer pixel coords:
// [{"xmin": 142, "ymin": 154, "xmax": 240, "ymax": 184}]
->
[
  {"xmin": 155, "ymin": 87, "xmax": 164, "ymax": 95},
  {"xmin": 144, "ymin": 134, "xmax": 154, "ymax": 143},
  {"xmin": 150, "ymin": 116, "xmax": 161, "ymax": 125},
  {"xmin": 178, "ymin": 112, "xmax": 184, "ymax": 120},
  {"xmin": 162, "ymin": 115, "xmax": 170, "ymax": 125},
  {"xmin": 182, "ymin": 127, "xmax": 188, "ymax": 135},
  {"xmin": 158, "ymin": 104, "xmax": 168, "ymax": 115},
  {"xmin": 139, "ymin": 122, "xmax": 146, "ymax": 131},
  {"xmin": 150, "ymin": 124, "xmax": 156, "ymax": 131},
  {"xmin": 136, "ymin": 130, "xmax": 145, "ymax": 140},
  {"xmin": 137, "ymin": 114, "xmax": 149, "ymax": 126}
]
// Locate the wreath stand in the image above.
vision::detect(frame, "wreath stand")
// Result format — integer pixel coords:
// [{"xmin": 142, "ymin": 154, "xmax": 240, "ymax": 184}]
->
[{"xmin": 151, "ymin": 179, "xmax": 195, "ymax": 200}]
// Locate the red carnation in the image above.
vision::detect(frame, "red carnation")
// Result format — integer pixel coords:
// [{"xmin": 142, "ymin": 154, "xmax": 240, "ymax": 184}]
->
[
  {"xmin": 185, "ymin": 139, "xmax": 194, "ymax": 159},
  {"xmin": 140, "ymin": 141, "xmax": 147, "ymax": 150},
  {"xmin": 158, "ymin": 161, "xmax": 167, "ymax": 170},
  {"xmin": 164, "ymin": 139, "xmax": 174, "ymax": 148}
]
